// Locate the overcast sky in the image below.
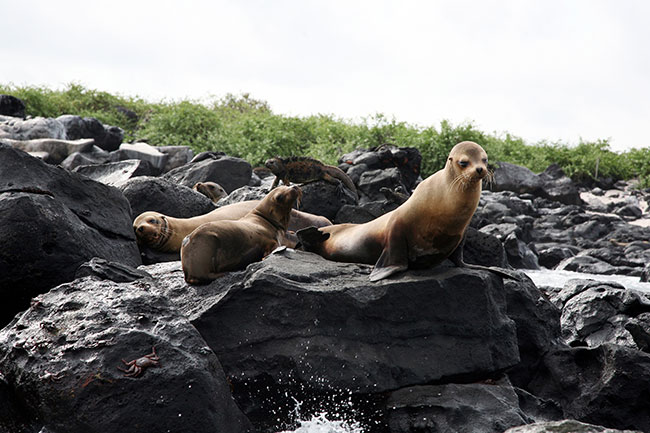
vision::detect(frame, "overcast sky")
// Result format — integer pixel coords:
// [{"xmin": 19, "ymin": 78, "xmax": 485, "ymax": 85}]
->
[{"xmin": 2, "ymin": 0, "xmax": 649, "ymax": 151}]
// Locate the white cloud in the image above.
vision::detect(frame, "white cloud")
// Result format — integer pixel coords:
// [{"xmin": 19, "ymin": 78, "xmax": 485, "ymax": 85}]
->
[{"xmin": 1, "ymin": 0, "xmax": 649, "ymax": 151}]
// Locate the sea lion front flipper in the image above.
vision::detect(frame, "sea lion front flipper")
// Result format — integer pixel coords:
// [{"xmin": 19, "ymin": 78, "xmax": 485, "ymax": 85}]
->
[
  {"xmin": 369, "ymin": 259, "xmax": 407, "ymax": 282},
  {"xmin": 369, "ymin": 222, "xmax": 408, "ymax": 281}
]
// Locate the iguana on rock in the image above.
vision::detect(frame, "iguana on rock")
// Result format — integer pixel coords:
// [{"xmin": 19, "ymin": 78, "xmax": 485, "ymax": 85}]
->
[{"xmin": 265, "ymin": 156, "xmax": 357, "ymax": 198}]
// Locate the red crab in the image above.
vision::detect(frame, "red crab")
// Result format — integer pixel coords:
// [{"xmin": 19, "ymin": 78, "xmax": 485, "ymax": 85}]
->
[{"xmin": 118, "ymin": 346, "xmax": 160, "ymax": 377}]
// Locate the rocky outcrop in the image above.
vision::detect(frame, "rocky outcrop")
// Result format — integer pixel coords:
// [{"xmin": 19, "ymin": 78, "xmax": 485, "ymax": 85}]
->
[
  {"xmin": 527, "ymin": 344, "xmax": 650, "ymax": 432},
  {"xmin": 0, "ymin": 273, "xmax": 252, "ymax": 433},
  {"xmin": 109, "ymin": 142, "xmax": 169, "ymax": 174},
  {"xmin": 57, "ymin": 114, "xmax": 124, "ymax": 151},
  {"xmin": 0, "ymin": 137, "xmax": 95, "ymax": 164},
  {"xmin": 386, "ymin": 381, "xmax": 543, "ymax": 433},
  {"xmin": 0, "ymin": 95, "xmax": 26, "ymax": 118},
  {"xmin": 0, "ymin": 110, "xmax": 649, "ymax": 432},
  {"xmin": 118, "ymin": 176, "xmax": 215, "ymax": 219},
  {"xmin": 73, "ymin": 159, "xmax": 158, "ymax": 186},
  {"xmin": 0, "ymin": 144, "xmax": 140, "ymax": 327},
  {"xmin": 504, "ymin": 419, "xmax": 642, "ymax": 433},
  {"xmin": 163, "ymin": 154, "xmax": 252, "ymax": 193},
  {"xmin": 0, "ymin": 116, "xmax": 66, "ymax": 141}
]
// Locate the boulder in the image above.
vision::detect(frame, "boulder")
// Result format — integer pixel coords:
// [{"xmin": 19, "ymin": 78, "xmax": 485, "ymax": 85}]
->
[
  {"xmin": 538, "ymin": 164, "xmax": 583, "ymax": 206},
  {"xmin": 0, "ymin": 144, "xmax": 140, "ymax": 326},
  {"xmin": 60, "ymin": 146, "xmax": 111, "ymax": 171},
  {"xmin": 298, "ymin": 180, "xmax": 357, "ymax": 221},
  {"xmin": 527, "ymin": 344, "xmax": 650, "ymax": 432},
  {"xmin": 73, "ymin": 159, "xmax": 157, "ymax": 186},
  {"xmin": 177, "ymin": 249, "xmax": 519, "ymax": 427},
  {"xmin": 56, "ymin": 115, "xmax": 123, "ymax": 152},
  {"xmin": 490, "ymin": 162, "xmax": 543, "ymax": 195},
  {"xmin": 118, "ymin": 176, "xmax": 215, "ymax": 219},
  {"xmin": 0, "ymin": 137, "xmax": 95, "ymax": 165},
  {"xmin": 553, "ymin": 280, "xmax": 650, "ymax": 350},
  {"xmin": 462, "ymin": 227, "xmax": 509, "ymax": 268},
  {"xmin": 339, "ymin": 145, "xmax": 422, "ymax": 192},
  {"xmin": 217, "ymin": 185, "xmax": 267, "ymax": 205},
  {"xmin": 0, "ymin": 116, "xmax": 66, "ymax": 140},
  {"xmin": 502, "ymin": 275, "xmax": 561, "ymax": 388},
  {"xmin": 556, "ymin": 256, "xmax": 619, "ymax": 275},
  {"xmin": 0, "ymin": 270, "xmax": 252, "ymax": 433},
  {"xmin": 0, "ymin": 95, "xmax": 25, "ymax": 118},
  {"xmin": 535, "ymin": 243, "xmax": 579, "ymax": 269},
  {"xmin": 504, "ymin": 419, "xmax": 642, "ymax": 433},
  {"xmin": 163, "ymin": 154, "xmax": 252, "ymax": 193},
  {"xmin": 385, "ymin": 381, "xmax": 533, "ymax": 433},
  {"xmin": 334, "ymin": 200, "xmax": 401, "ymax": 224},
  {"xmin": 156, "ymin": 145, "xmax": 194, "ymax": 172},
  {"xmin": 109, "ymin": 142, "xmax": 169, "ymax": 174},
  {"xmin": 357, "ymin": 167, "xmax": 409, "ymax": 204}
]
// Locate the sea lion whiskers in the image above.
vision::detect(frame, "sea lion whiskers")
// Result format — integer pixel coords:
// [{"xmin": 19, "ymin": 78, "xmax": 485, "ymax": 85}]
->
[
  {"xmin": 482, "ymin": 169, "xmax": 495, "ymax": 188},
  {"xmin": 450, "ymin": 172, "xmax": 474, "ymax": 191}
]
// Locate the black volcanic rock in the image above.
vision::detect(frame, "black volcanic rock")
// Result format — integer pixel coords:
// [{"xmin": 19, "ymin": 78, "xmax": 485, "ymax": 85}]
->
[
  {"xmin": 0, "ymin": 272, "xmax": 252, "ymax": 433},
  {"xmin": 118, "ymin": 176, "xmax": 215, "ymax": 219},
  {"xmin": 163, "ymin": 154, "xmax": 252, "ymax": 193},
  {"xmin": 0, "ymin": 144, "xmax": 140, "ymax": 326}
]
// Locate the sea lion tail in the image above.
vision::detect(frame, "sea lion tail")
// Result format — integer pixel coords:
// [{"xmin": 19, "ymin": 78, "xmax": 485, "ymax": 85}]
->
[{"xmin": 296, "ymin": 226, "xmax": 330, "ymax": 251}]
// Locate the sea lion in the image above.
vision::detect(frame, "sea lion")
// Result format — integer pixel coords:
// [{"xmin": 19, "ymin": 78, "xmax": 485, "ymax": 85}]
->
[
  {"xmin": 134, "ymin": 200, "xmax": 332, "ymax": 253},
  {"xmin": 297, "ymin": 141, "xmax": 517, "ymax": 281},
  {"xmin": 193, "ymin": 181, "xmax": 227, "ymax": 203},
  {"xmin": 181, "ymin": 185, "xmax": 302, "ymax": 284}
]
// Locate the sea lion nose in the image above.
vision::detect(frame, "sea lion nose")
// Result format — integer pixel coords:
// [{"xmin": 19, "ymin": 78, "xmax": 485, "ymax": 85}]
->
[{"xmin": 476, "ymin": 167, "xmax": 484, "ymax": 174}]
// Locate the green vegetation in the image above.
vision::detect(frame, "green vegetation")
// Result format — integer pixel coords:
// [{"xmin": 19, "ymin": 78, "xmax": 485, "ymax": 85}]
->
[{"xmin": 1, "ymin": 83, "xmax": 649, "ymax": 186}]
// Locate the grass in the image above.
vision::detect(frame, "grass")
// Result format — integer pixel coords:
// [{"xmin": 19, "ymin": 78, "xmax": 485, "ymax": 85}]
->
[{"xmin": 1, "ymin": 83, "xmax": 649, "ymax": 187}]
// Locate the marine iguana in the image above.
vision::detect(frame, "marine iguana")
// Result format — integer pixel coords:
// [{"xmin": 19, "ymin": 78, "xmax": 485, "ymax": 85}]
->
[{"xmin": 265, "ymin": 156, "xmax": 357, "ymax": 198}]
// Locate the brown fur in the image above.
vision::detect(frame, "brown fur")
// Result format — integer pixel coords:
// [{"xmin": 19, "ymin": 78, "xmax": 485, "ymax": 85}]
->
[
  {"xmin": 297, "ymin": 141, "xmax": 489, "ymax": 281},
  {"xmin": 134, "ymin": 201, "xmax": 331, "ymax": 253},
  {"xmin": 180, "ymin": 185, "xmax": 301, "ymax": 284},
  {"xmin": 192, "ymin": 181, "xmax": 227, "ymax": 203}
]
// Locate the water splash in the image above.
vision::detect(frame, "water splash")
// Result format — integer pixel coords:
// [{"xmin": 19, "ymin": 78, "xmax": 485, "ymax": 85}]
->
[{"xmin": 277, "ymin": 412, "xmax": 363, "ymax": 433}]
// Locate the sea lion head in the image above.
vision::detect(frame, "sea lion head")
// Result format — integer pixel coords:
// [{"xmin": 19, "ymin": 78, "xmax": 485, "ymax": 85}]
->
[
  {"xmin": 255, "ymin": 185, "xmax": 302, "ymax": 230},
  {"xmin": 446, "ymin": 141, "xmax": 489, "ymax": 189},
  {"xmin": 133, "ymin": 211, "xmax": 172, "ymax": 248},
  {"xmin": 193, "ymin": 181, "xmax": 227, "ymax": 203}
]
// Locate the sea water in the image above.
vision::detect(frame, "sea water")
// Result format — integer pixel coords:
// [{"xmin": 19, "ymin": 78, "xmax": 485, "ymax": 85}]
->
[
  {"xmin": 277, "ymin": 412, "xmax": 363, "ymax": 433},
  {"xmin": 524, "ymin": 268, "xmax": 650, "ymax": 293}
]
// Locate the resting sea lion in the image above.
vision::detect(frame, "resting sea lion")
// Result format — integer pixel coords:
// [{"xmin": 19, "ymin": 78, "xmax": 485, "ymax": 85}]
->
[
  {"xmin": 181, "ymin": 185, "xmax": 302, "ymax": 284},
  {"xmin": 134, "ymin": 200, "xmax": 331, "ymax": 253},
  {"xmin": 192, "ymin": 181, "xmax": 227, "ymax": 203},
  {"xmin": 297, "ymin": 141, "xmax": 517, "ymax": 281}
]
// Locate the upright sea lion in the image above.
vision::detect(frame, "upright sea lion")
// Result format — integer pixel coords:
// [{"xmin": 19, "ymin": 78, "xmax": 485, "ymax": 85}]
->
[
  {"xmin": 192, "ymin": 181, "xmax": 227, "ymax": 203},
  {"xmin": 298, "ymin": 141, "xmax": 516, "ymax": 281},
  {"xmin": 181, "ymin": 185, "xmax": 302, "ymax": 284},
  {"xmin": 134, "ymin": 200, "xmax": 331, "ymax": 253}
]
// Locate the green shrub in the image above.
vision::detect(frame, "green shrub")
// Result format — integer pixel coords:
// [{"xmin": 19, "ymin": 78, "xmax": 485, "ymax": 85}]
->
[{"xmin": 1, "ymin": 83, "xmax": 648, "ymax": 185}]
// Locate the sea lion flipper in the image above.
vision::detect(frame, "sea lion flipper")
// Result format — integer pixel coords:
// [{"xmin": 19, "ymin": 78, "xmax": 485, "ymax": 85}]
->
[
  {"xmin": 296, "ymin": 226, "xmax": 330, "ymax": 251},
  {"xmin": 369, "ymin": 262, "xmax": 407, "ymax": 281},
  {"xmin": 369, "ymin": 217, "xmax": 410, "ymax": 281}
]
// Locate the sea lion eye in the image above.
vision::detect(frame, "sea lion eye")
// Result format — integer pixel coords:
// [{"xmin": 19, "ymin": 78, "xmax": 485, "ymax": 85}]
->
[{"xmin": 458, "ymin": 160, "xmax": 469, "ymax": 168}]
